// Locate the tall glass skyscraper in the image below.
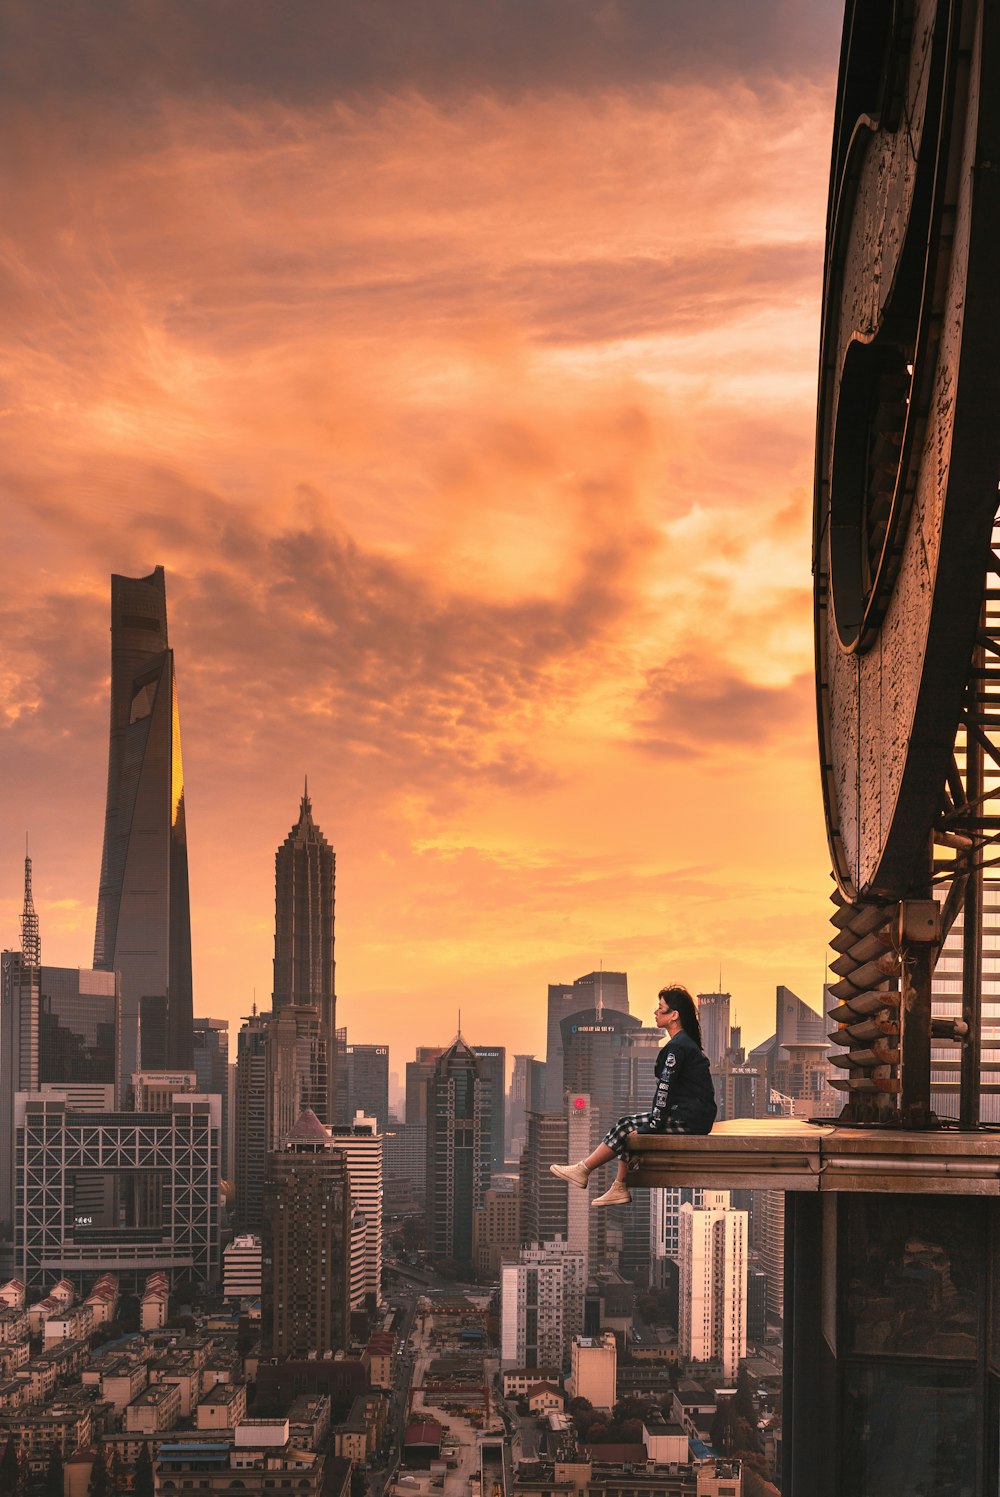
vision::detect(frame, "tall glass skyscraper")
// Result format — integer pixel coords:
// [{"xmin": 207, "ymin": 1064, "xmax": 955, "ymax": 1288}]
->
[
  {"xmin": 426, "ymin": 1035, "xmax": 488, "ymax": 1268},
  {"xmin": 93, "ymin": 566, "xmax": 193, "ymax": 1091}
]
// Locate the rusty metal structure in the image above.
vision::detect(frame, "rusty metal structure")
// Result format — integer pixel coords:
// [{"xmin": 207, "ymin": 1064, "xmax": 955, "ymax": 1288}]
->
[
  {"xmin": 631, "ymin": 5, "xmax": 1000, "ymax": 1488},
  {"xmin": 814, "ymin": 0, "xmax": 1000, "ymax": 1126}
]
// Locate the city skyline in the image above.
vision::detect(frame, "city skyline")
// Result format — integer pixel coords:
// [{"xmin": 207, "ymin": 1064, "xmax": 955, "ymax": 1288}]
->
[{"xmin": 0, "ymin": 3, "xmax": 844, "ymax": 1073}]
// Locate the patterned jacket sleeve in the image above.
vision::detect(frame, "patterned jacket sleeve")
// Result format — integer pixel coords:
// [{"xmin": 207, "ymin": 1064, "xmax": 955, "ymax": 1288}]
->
[{"xmin": 639, "ymin": 1048, "xmax": 677, "ymax": 1133}]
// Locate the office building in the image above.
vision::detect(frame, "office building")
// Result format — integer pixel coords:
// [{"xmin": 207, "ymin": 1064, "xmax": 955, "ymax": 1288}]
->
[
  {"xmin": 93, "ymin": 566, "xmax": 194, "ymax": 1089},
  {"xmin": 651, "ymin": 1188, "xmax": 707, "ymax": 1263},
  {"xmin": 567, "ymin": 1332, "xmax": 616, "ymax": 1409},
  {"xmin": 472, "ymin": 1184, "xmax": 521, "ymax": 1280},
  {"xmin": 560, "ymin": 1005, "xmax": 641, "ymax": 1139},
  {"xmin": 328, "ymin": 1113, "xmax": 383, "ymax": 1307},
  {"xmin": 342, "ymin": 1044, "xmax": 390, "ymax": 1132},
  {"xmin": 273, "ymin": 789, "xmax": 336, "ymax": 1122},
  {"xmin": 697, "ymin": 992, "xmax": 732, "ymax": 1075},
  {"xmin": 500, "ymin": 1240, "xmax": 585, "ymax": 1371},
  {"xmin": 381, "ymin": 1120, "xmax": 426, "ymax": 1214},
  {"xmin": 234, "ymin": 1009, "xmax": 269, "ymax": 1231},
  {"xmin": 425, "ymin": 1036, "xmax": 488, "ymax": 1268},
  {"xmin": 678, "ymin": 1192, "xmax": 747, "ymax": 1382},
  {"xmin": 193, "ymin": 1018, "xmax": 230, "ymax": 1181},
  {"xmin": 262, "ymin": 1109, "xmax": 351, "ymax": 1358},
  {"xmin": 754, "ymin": 1189, "xmax": 784, "ymax": 1325},
  {"xmin": 0, "ymin": 948, "xmax": 120, "ymax": 1226},
  {"xmin": 470, "ymin": 1044, "xmax": 505, "ymax": 1178},
  {"xmin": 507, "ymin": 1055, "xmax": 546, "ymax": 1162},
  {"xmin": 748, "ymin": 985, "xmax": 839, "ymax": 1118},
  {"xmin": 405, "ymin": 1047, "xmax": 445, "ymax": 1125},
  {"xmin": 544, "ymin": 971, "xmax": 629, "ymax": 1111},
  {"xmin": 747, "ymin": 1266, "xmax": 767, "ymax": 1344},
  {"xmin": 267, "ymin": 1003, "xmax": 329, "ymax": 1150},
  {"xmin": 14, "ymin": 1084, "xmax": 221, "ymax": 1294},
  {"xmin": 223, "ymin": 1234, "xmax": 263, "ymax": 1303},
  {"xmin": 518, "ymin": 1111, "xmax": 567, "ymax": 1248}
]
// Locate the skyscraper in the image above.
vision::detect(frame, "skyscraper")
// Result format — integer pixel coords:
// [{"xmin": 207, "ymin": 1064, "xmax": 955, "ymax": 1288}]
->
[
  {"xmin": 329, "ymin": 1112, "xmax": 383, "ymax": 1308},
  {"xmin": 273, "ymin": 788, "xmax": 337, "ymax": 1123},
  {"xmin": 544, "ymin": 971, "xmax": 629, "ymax": 1112},
  {"xmin": 267, "ymin": 1002, "xmax": 329, "ymax": 1149},
  {"xmin": 518, "ymin": 1110, "xmax": 567, "ymax": 1248},
  {"xmin": 262, "ymin": 1108, "xmax": 351, "ymax": 1358},
  {"xmin": 696, "ymin": 991, "xmax": 732, "ymax": 1075},
  {"xmin": 1, "ymin": 858, "xmax": 121, "ymax": 1224},
  {"xmin": 425, "ymin": 1035, "xmax": 488, "ymax": 1268},
  {"xmin": 500, "ymin": 1240, "xmax": 585, "ymax": 1371},
  {"xmin": 405, "ymin": 1046, "xmax": 445, "ymax": 1124},
  {"xmin": 339, "ymin": 1042, "xmax": 390, "ymax": 1132},
  {"xmin": 93, "ymin": 566, "xmax": 193, "ymax": 1090},
  {"xmin": 507, "ymin": 1054, "xmax": 546, "ymax": 1162},
  {"xmin": 469, "ymin": 1043, "xmax": 505, "ymax": 1179},
  {"xmin": 234, "ymin": 1008, "xmax": 270, "ymax": 1231},
  {"xmin": 193, "ymin": 1017, "xmax": 229, "ymax": 1181},
  {"xmin": 678, "ymin": 1191, "xmax": 747, "ymax": 1383}
]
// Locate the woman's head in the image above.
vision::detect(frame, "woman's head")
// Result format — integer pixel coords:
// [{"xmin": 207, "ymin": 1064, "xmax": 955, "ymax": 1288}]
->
[{"xmin": 656, "ymin": 984, "xmax": 704, "ymax": 1049}]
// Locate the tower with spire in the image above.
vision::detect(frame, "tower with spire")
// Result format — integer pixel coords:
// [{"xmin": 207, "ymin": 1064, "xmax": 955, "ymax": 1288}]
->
[
  {"xmin": 269, "ymin": 782, "xmax": 337, "ymax": 1133},
  {"xmin": 20, "ymin": 844, "xmax": 40, "ymax": 968},
  {"xmin": 425, "ymin": 1031, "xmax": 489, "ymax": 1269}
]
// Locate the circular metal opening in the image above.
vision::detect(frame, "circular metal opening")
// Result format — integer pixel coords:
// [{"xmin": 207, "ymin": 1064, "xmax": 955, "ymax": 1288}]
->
[{"xmin": 829, "ymin": 336, "xmax": 913, "ymax": 651}]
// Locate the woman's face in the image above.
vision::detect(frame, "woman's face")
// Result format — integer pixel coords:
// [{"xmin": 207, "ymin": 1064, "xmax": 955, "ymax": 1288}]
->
[{"xmin": 654, "ymin": 997, "xmax": 677, "ymax": 1029}]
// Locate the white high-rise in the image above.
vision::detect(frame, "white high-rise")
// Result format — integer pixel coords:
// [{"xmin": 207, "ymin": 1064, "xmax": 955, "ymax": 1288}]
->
[
  {"xmin": 650, "ymin": 1187, "xmax": 707, "ymax": 1262},
  {"xmin": 679, "ymin": 1190, "xmax": 747, "ymax": 1382},
  {"xmin": 500, "ymin": 1239, "xmax": 585, "ymax": 1371},
  {"xmin": 329, "ymin": 1112, "xmax": 383, "ymax": 1307}
]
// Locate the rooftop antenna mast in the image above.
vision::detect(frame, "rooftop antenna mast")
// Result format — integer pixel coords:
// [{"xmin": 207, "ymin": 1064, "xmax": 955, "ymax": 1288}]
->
[
  {"xmin": 596, "ymin": 961, "xmax": 603, "ymax": 1024},
  {"xmin": 20, "ymin": 835, "xmax": 40, "ymax": 969}
]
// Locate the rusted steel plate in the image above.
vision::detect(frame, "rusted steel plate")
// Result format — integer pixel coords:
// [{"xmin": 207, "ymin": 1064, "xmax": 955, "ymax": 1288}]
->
[{"xmin": 814, "ymin": 0, "xmax": 1000, "ymax": 901}]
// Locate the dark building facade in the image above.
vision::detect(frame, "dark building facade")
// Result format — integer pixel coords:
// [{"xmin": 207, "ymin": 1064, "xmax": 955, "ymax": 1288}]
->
[
  {"xmin": 425, "ymin": 1036, "xmax": 488, "ymax": 1268},
  {"xmin": 518, "ymin": 1110, "xmax": 568, "ymax": 1248},
  {"xmin": 405, "ymin": 1047, "xmax": 445, "ymax": 1125},
  {"xmin": 470, "ymin": 1044, "xmax": 505, "ymax": 1179},
  {"xmin": 93, "ymin": 566, "xmax": 194, "ymax": 1091},
  {"xmin": 193, "ymin": 1017, "xmax": 230, "ymax": 1181},
  {"xmin": 507, "ymin": 1054, "xmax": 546, "ymax": 1163},
  {"xmin": 0, "ymin": 949, "xmax": 120, "ymax": 1225},
  {"xmin": 262, "ymin": 1109, "xmax": 351, "ymax": 1358},
  {"xmin": 544, "ymin": 971, "xmax": 629, "ymax": 1112},
  {"xmin": 334, "ymin": 1039, "xmax": 390, "ymax": 1132},
  {"xmin": 273, "ymin": 789, "xmax": 336, "ymax": 1123},
  {"xmin": 234, "ymin": 1009, "xmax": 269, "ymax": 1231}
]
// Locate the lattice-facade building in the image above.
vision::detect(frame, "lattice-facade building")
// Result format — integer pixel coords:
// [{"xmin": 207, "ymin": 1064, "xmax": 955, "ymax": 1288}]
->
[{"xmin": 14, "ymin": 1088, "xmax": 221, "ymax": 1294}]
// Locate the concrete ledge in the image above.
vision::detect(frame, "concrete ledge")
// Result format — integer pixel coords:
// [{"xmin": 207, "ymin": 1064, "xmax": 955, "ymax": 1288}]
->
[{"xmin": 627, "ymin": 1117, "xmax": 1000, "ymax": 1194}]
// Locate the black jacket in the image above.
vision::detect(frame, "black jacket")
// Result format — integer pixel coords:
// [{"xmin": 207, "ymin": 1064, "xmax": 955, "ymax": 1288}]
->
[{"xmin": 636, "ymin": 1029, "xmax": 716, "ymax": 1135}]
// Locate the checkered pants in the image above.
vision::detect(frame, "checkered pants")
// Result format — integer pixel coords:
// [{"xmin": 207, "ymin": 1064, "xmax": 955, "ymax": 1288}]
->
[{"xmin": 602, "ymin": 1111, "xmax": 689, "ymax": 1163}]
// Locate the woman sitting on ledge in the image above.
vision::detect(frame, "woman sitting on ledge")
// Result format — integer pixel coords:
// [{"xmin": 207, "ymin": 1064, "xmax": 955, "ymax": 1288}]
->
[{"xmin": 550, "ymin": 983, "xmax": 717, "ymax": 1207}]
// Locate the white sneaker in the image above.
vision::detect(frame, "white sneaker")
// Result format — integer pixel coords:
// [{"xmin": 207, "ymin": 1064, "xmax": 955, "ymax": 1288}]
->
[
  {"xmin": 549, "ymin": 1161, "xmax": 591, "ymax": 1189},
  {"xmin": 591, "ymin": 1180, "xmax": 632, "ymax": 1208}
]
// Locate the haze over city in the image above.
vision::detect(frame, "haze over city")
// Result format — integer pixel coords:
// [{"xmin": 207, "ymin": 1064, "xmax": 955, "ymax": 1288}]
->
[{"xmin": 1, "ymin": 2, "xmax": 844, "ymax": 1065}]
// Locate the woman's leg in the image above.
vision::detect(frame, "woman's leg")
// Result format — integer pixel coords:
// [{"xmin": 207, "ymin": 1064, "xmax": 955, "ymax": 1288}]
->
[{"xmin": 582, "ymin": 1141, "xmax": 615, "ymax": 1171}]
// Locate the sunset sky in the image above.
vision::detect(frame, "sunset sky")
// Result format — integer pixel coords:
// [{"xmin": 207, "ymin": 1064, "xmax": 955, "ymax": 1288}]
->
[{"xmin": 0, "ymin": 2, "xmax": 844, "ymax": 1075}]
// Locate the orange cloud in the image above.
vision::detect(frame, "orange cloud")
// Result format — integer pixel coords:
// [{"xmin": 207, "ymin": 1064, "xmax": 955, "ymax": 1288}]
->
[{"xmin": 0, "ymin": 11, "xmax": 842, "ymax": 1069}]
